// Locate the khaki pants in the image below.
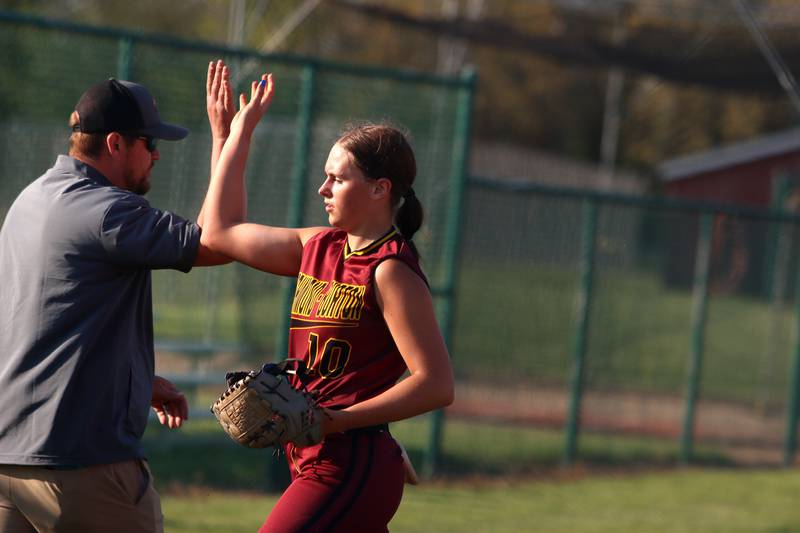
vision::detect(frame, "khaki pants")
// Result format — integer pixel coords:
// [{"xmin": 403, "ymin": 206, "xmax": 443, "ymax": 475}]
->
[{"xmin": 0, "ymin": 459, "xmax": 163, "ymax": 533}]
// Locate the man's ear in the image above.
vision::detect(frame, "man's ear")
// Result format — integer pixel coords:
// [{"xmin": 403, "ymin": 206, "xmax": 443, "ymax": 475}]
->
[
  {"xmin": 105, "ymin": 132, "xmax": 123, "ymax": 156},
  {"xmin": 372, "ymin": 178, "xmax": 392, "ymax": 200}
]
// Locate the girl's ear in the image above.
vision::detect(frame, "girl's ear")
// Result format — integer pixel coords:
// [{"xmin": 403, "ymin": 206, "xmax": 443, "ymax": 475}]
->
[{"xmin": 372, "ymin": 177, "xmax": 392, "ymax": 200}]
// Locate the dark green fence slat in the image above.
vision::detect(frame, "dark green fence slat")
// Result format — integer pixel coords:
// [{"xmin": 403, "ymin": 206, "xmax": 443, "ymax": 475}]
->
[
  {"xmin": 680, "ymin": 213, "xmax": 714, "ymax": 464},
  {"xmin": 116, "ymin": 36, "xmax": 135, "ymax": 80},
  {"xmin": 423, "ymin": 68, "xmax": 477, "ymax": 478},
  {"xmin": 563, "ymin": 199, "xmax": 598, "ymax": 466},
  {"xmin": 783, "ymin": 260, "xmax": 800, "ymax": 466},
  {"xmin": 275, "ymin": 63, "xmax": 317, "ymax": 358}
]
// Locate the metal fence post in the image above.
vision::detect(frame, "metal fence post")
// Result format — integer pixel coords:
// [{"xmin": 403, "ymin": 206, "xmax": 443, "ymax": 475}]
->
[
  {"xmin": 760, "ymin": 176, "xmax": 793, "ymax": 413},
  {"xmin": 422, "ymin": 68, "xmax": 476, "ymax": 478},
  {"xmin": 680, "ymin": 213, "xmax": 714, "ymax": 464},
  {"xmin": 116, "ymin": 36, "xmax": 134, "ymax": 80},
  {"xmin": 762, "ymin": 174, "xmax": 791, "ymax": 300},
  {"xmin": 274, "ymin": 63, "xmax": 317, "ymax": 358},
  {"xmin": 782, "ymin": 255, "xmax": 800, "ymax": 466},
  {"xmin": 564, "ymin": 199, "xmax": 598, "ymax": 465}
]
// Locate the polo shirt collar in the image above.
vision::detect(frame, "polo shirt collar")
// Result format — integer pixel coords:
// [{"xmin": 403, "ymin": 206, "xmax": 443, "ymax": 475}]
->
[{"xmin": 54, "ymin": 154, "xmax": 113, "ymax": 187}]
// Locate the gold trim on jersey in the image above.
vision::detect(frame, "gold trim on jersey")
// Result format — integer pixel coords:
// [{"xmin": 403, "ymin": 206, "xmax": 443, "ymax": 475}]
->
[
  {"xmin": 289, "ymin": 317, "xmax": 359, "ymax": 330},
  {"xmin": 343, "ymin": 228, "xmax": 398, "ymax": 260}
]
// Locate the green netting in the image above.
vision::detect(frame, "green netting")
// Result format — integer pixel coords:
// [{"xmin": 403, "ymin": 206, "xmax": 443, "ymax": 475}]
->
[
  {"xmin": 456, "ymin": 187, "xmax": 583, "ymax": 385},
  {"xmin": 451, "ymin": 180, "xmax": 800, "ymax": 470},
  {"xmin": 0, "ymin": 14, "xmax": 471, "ymax": 366},
  {"xmin": 8, "ymin": 12, "xmax": 800, "ymax": 476}
]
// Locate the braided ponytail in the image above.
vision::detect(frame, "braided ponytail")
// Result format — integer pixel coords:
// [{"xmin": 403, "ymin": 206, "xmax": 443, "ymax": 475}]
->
[{"xmin": 395, "ymin": 190, "xmax": 423, "ymax": 258}]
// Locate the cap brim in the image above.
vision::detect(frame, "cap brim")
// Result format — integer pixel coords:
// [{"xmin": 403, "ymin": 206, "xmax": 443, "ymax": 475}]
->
[{"xmin": 139, "ymin": 122, "xmax": 188, "ymax": 141}]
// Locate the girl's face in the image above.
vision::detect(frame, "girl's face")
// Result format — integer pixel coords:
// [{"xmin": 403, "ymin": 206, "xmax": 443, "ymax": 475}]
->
[{"xmin": 319, "ymin": 143, "xmax": 375, "ymax": 230}]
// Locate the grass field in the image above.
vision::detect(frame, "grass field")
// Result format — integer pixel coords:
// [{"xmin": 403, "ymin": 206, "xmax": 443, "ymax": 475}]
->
[
  {"xmin": 453, "ymin": 262, "xmax": 796, "ymax": 402},
  {"xmin": 160, "ymin": 468, "xmax": 800, "ymax": 532},
  {"xmin": 154, "ymin": 260, "xmax": 798, "ymax": 407},
  {"xmin": 146, "ymin": 418, "xmax": 799, "ymax": 532},
  {"xmin": 146, "ymin": 243, "xmax": 800, "ymax": 531},
  {"xmin": 143, "ymin": 416, "xmax": 729, "ymax": 492}
]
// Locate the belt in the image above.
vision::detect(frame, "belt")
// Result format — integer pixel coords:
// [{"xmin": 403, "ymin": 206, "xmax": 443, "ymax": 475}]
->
[
  {"xmin": 344, "ymin": 423, "xmax": 389, "ymax": 435},
  {"xmin": 43, "ymin": 464, "xmax": 84, "ymax": 470},
  {"xmin": 0, "ymin": 463, "xmax": 82, "ymax": 471}
]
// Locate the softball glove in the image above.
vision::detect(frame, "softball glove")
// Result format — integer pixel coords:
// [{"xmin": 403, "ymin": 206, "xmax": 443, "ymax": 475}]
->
[{"xmin": 211, "ymin": 359, "xmax": 324, "ymax": 449}]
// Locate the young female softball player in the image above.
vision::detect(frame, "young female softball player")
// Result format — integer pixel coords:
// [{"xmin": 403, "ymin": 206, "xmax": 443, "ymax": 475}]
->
[{"xmin": 200, "ymin": 61, "xmax": 454, "ymax": 532}]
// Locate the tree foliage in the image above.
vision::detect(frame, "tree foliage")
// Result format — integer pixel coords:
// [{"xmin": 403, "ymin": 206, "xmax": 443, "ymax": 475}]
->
[{"xmin": 3, "ymin": 0, "xmax": 799, "ymax": 180}]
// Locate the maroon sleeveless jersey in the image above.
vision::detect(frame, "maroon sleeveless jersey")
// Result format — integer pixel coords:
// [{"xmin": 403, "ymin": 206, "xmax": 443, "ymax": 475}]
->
[{"xmin": 287, "ymin": 228, "xmax": 426, "ymax": 409}]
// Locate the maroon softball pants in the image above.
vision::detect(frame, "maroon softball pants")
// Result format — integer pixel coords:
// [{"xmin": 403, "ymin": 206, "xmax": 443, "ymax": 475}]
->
[{"xmin": 260, "ymin": 429, "xmax": 405, "ymax": 533}]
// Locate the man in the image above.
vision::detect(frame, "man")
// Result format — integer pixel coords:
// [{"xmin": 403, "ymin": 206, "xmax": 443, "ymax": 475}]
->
[{"xmin": 0, "ymin": 77, "xmax": 229, "ymax": 532}]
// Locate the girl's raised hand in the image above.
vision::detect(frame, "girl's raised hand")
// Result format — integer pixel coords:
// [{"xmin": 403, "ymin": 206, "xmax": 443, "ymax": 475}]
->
[{"xmin": 231, "ymin": 73, "xmax": 275, "ymax": 135}]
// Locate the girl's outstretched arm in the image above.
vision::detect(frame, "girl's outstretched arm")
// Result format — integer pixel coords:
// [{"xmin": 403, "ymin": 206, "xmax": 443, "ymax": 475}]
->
[{"xmin": 199, "ymin": 66, "xmax": 324, "ymax": 276}]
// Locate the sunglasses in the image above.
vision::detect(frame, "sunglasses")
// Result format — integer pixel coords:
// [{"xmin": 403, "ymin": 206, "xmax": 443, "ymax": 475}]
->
[{"xmin": 138, "ymin": 135, "xmax": 158, "ymax": 153}]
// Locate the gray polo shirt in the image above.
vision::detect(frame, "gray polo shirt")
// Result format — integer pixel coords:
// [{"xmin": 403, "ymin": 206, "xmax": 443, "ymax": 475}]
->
[{"xmin": 0, "ymin": 155, "xmax": 200, "ymax": 466}]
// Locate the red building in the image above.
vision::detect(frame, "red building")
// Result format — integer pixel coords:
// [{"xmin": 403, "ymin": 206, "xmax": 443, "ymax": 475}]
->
[
  {"xmin": 659, "ymin": 127, "xmax": 800, "ymax": 206},
  {"xmin": 658, "ymin": 128, "xmax": 800, "ymax": 297}
]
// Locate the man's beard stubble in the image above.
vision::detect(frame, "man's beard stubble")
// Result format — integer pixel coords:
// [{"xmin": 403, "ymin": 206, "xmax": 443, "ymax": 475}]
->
[{"xmin": 124, "ymin": 165, "xmax": 152, "ymax": 196}]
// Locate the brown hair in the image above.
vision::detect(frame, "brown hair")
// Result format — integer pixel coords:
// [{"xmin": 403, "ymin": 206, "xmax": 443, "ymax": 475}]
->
[
  {"xmin": 336, "ymin": 123, "xmax": 423, "ymax": 257},
  {"xmin": 68, "ymin": 111, "xmax": 106, "ymax": 158},
  {"xmin": 68, "ymin": 111, "xmax": 138, "ymax": 158}
]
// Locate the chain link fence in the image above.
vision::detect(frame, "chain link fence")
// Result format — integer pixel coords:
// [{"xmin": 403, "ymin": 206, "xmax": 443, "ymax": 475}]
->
[
  {"xmin": 451, "ymin": 178, "xmax": 800, "ymax": 472},
  {"xmin": 3, "ymin": 11, "xmax": 800, "ymax": 484}
]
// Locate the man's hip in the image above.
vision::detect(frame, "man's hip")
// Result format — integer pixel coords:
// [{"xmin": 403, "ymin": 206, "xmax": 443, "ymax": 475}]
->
[{"xmin": 0, "ymin": 458, "xmax": 163, "ymax": 533}]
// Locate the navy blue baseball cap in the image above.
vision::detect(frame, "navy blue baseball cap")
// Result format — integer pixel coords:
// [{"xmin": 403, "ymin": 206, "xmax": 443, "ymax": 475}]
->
[{"xmin": 72, "ymin": 78, "xmax": 188, "ymax": 140}]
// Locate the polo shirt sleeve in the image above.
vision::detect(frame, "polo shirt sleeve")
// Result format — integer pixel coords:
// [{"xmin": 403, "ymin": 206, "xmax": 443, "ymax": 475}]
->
[{"xmin": 99, "ymin": 194, "xmax": 200, "ymax": 272}]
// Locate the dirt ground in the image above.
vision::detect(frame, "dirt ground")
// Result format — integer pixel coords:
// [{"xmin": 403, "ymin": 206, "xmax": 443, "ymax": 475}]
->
[
  {"xmin": 450, "ymin": 380, "xmax": 796, "ymax": 466},
  {"xmin": 154, "ymin": 350, "xmax": 798, "ymax": 467}
]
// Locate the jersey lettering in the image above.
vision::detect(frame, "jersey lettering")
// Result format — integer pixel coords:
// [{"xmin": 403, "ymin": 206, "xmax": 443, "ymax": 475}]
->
[
  {"xmin": 316, "ymin": 281, "xmax": 366, "ymax": 321},
  {"xmin": 292, "ymin": 272, "xmax": 328, "ymax": 317}
]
